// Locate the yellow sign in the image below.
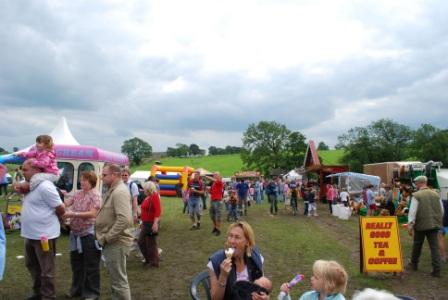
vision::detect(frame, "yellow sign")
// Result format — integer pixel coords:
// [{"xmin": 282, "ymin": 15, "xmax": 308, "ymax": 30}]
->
[
  {"xmin": 7, "ymin": 205, "xmax": 22, "ymax": 214},
  {"xmin": 360, "ymin": 216, "xmax": 403, "ymax": 273}
]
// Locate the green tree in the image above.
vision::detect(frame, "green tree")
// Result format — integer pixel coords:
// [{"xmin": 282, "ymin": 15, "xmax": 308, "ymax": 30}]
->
[
  {"xmin": 317, "ymin": 141, "xmax": 329, "ymax": 151},
  {"xmin": 166, "ymin": 147, "xmax": 178, "ymax": 157},
  {"xmin": 176, "ymin": 143, "xmax": 189, "ymax": 156},
  {"xmin": 370, "ymin": 119, "xmax": 412, "ymax": 160},
  {"xmin": 283, "ymin": 131, "xmax": 307, "ymax": 168},
  {"xmin": 208, "ymin": 146, "xmax": 218, "ymax": 155},
  {"xmin": 337, "ymin": 119, "xmax": 413, "ymax": 172},
  {"xmin": 423, "ymin": 130, "xmax": 448, "ymax": 165},
  {"xmin": 189, "ymin": 144, "xmax": 202, "ymax": 155},
  {"xmin": 121, "ymin": 137, "xmax": 152, "ymax": 166},
  {"xmin": 411, "ymin": 124, "xmax": 448, "ymax": 165},
  {"xmin": 241, "ymin": 121, "xmax": 307, "ymax": 175},
  {"xmin": 411, "ymin": 124, "xmax": 439, "ymax": 159}
]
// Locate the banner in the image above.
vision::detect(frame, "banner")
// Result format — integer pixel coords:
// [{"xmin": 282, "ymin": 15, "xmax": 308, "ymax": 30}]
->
[{"xmin": 360, "ymin": 216, "xmax": 403, "ymax": 273}]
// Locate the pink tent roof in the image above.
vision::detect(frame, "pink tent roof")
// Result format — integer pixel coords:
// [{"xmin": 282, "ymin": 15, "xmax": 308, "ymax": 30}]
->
[{"xmin": 55, "ymin": 145, "xmax": 128, "ymax": 165}]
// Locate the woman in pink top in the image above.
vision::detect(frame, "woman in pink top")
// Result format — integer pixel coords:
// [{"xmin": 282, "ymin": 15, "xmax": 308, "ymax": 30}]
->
[
  {"xmin": 62, "ymin": 171, "xmax": 101, "ymax": 299},
  {"xmin": 326, "ymin": 184, "xmax": 335, "ymax": 214}
]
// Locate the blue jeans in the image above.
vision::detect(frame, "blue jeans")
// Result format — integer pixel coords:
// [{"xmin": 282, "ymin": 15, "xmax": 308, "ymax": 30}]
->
[
  {"xmin": 188, "ymin": 196, "xmax": 202, "ymax": 217},
  {"xmin": 229, "ymin": 204, "xmax": 238, "ymax": 221},
  {"xmin": 255, "ymin": 190, "xmax": 262, "ymax": 204}
]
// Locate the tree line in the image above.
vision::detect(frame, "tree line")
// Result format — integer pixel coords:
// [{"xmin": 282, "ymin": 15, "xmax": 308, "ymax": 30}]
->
[
  {"xmin": 2, "ymin": 119, "xmax": 446, "ymax": 171},
  {"xmin": 208, "ymin": 145, "xmax": 242, "ymax": 155},
  {"xmin": 336, "ymin": 119, "xmax": 448, "ymax": 172},
  {"xmin": 240, "ymin": 119, "xmax": 447, "ymax": 175},
  {"xmin": 120, "ymin": 139, "xmax": 242, "ymax": 165},
  {"xmin": 166, "ymin": 143, "xmax": 206, "ymax": 157},
  {"xmin": 116, "ymin": 119, "xmax": 448, "ymax": 169}
]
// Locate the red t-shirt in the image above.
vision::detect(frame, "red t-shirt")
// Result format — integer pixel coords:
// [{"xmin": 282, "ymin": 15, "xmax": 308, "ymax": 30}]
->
[
  {"xmin": 210, "ymin": 180, "xmax": 224, "ymax": 201},
  {"xmin": 141, "ymin": 193, "xmax": 161, "ymax": 222}
]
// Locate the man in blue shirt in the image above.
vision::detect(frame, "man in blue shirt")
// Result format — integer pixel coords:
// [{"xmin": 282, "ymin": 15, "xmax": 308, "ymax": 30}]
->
[
  {"xmin": 266, "ymin": 177, "xmax": 279, "ymax": 215},
  {"xmin": 236, "ymin": 180, "xmax": 250, "ymax": 216}
]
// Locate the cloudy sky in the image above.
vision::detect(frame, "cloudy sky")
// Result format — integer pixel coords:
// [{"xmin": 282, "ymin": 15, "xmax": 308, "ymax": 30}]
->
[{"xmin": 1, "ymin": 0, "xmax": 447, "ymax": 153}]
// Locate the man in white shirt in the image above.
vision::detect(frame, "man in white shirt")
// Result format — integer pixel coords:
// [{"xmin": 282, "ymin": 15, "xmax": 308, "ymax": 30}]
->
[
  {"xmin": 21, "ymin": 159, "xmax": 65, "ymax": 300},
  {"xmin": 339, "ymin": 188, "xmax": 350, "ymax": 207}
]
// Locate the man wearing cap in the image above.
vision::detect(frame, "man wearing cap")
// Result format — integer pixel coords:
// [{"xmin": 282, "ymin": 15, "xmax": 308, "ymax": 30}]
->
[{"xmin": 407, "ymin": 175, "xmax": 444, "ymax": 277}]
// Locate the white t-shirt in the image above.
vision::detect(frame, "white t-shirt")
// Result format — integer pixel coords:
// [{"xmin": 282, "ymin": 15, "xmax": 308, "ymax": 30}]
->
[
  {"xmin": 21, "ymin": 180, "xmax": 63, "ymax": 240},
  {"xmin": 126, "ymin": 180, "xmax": 139, "ymax": 198},
  {"xmin": 340, "ymin": 191, "xmax": 349, "ymax": 202}
]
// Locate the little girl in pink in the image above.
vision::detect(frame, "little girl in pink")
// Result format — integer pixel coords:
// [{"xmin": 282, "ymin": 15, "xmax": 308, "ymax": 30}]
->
[{"xmin": 17, "ymin": 134, "xmax": 59, "ymax": 191}]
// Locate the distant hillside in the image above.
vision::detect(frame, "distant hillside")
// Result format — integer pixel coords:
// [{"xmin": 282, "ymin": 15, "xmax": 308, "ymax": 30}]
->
[
  {"xmin": 318, "ymin": 149, "xmax": 346, "ymax": 165},
  {"xmin": 132, "ymin": 154, "xmax": 243, "ymax": 177},
  {"xmin": 132, "ymin": 149, "xmax": 345, "ymax": 177}
]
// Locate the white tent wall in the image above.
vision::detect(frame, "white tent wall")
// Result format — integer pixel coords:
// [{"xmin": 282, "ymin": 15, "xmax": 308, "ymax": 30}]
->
[
  {"xmin": 437, "ymin": 169, "xmax": 448, "ymax": 200},
  {"xmin": 284, "ymin": 169, "xmax": 302, "ymax": 181},
  {"xmin": 130, "ymin": 171, "xmax": 151, "ymax": 184},
  {"xmin": 327, "ymin": 172, "xmax": 380, "ymax": 195}
]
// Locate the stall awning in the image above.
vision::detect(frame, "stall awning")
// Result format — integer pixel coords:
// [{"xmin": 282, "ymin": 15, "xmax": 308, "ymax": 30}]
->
[{"xmin": 326, "ymin": 172, "xmax": 381, "ymax": 194}]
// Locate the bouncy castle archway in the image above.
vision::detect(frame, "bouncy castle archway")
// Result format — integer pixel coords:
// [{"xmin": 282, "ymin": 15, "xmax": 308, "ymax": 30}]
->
[{"xmin": 150, "ymin": 165, "xmax": 194, "ymax": 196}]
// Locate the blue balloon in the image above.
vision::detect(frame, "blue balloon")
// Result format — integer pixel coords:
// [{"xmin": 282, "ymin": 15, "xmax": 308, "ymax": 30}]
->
[{"xmin": 0, "ymin": 154, "xmax": 24, "ymax": 164}]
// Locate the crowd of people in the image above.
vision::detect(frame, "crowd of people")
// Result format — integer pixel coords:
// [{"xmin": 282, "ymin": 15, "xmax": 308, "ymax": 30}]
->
[
  {"xmin": 0, "ymin": 135, "xmax": 162, "ymax": 300},
  {"xmin": 0, "ymin": 134, "xmax": 446, "ymax": 299}
]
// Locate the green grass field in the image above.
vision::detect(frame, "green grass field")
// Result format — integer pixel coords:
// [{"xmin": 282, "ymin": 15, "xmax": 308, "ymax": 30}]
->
[
  {"xmin": 133, "ymin": 154, "xmax": 244, "ymax": 177},
  {"xmin": 0, "ymin": 197, "xmax": 445, "ymax": 299},
  {"xmin": 133, "ymin": 150, "xmax": 345, "ymax": 178},
  {"xmin": 318, "ymin": 149, "xmax": 345, "ymax": 165}
]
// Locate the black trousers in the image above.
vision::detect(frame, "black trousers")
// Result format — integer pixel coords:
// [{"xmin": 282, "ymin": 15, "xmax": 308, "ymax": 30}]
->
[
  {"xmin": 138, "ymin": 226, "xmax": 159, "ymax": 267},
  {"xmin": 69, "ymin": 234, "xmax": 101, "ymax": 298},
  {"xmin": 411, "ymin": 228, "xmax": 441, "ymax": 273},
  {"xmin": 268, "ymin": 195, "xmax": 277, "ymax": 214}
]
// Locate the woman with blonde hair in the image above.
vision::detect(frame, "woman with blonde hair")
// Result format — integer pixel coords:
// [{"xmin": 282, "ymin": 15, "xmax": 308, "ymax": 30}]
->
[
  {"xmin": 138, "ymin": 181, "xmax": 162, "ymax": 267},
  {"xmin": 207, "ymin": 221, "xmax": 266, "ymax": 300}
]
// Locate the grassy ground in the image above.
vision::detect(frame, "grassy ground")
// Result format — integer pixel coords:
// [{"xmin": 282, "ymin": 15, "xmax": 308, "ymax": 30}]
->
[
  {"xmin": 0, "ymin": 196, "xmax": 446, "ymax": 300},
  {"xmin": 133, "ymin": 154, "xmax": 244, "ymax": 177}
]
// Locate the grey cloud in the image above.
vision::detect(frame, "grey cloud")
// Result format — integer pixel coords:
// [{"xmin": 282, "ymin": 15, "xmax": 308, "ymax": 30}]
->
[{"xmin": 1, "ymin": 1, "xmax": 447, "ymax": 153}]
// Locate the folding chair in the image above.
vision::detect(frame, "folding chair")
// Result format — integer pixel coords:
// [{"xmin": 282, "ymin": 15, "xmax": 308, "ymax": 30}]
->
[{"xmin": 190, "ymin": 270, "xmax": 211, "ymax": 300}]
